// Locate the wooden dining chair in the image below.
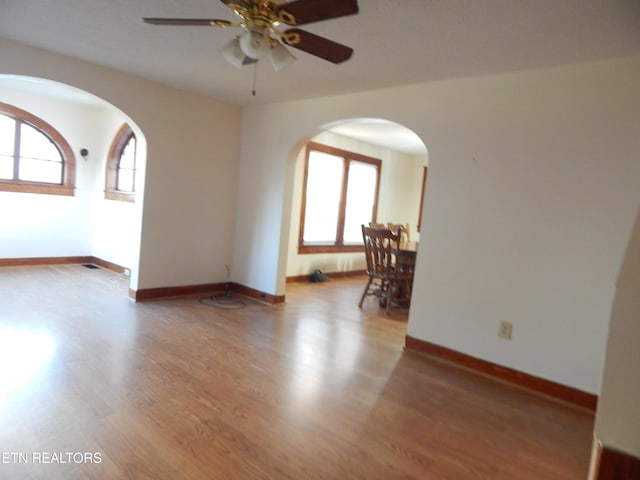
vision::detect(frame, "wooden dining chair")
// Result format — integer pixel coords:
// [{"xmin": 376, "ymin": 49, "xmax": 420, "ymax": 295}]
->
[
  {"xmin": 368, "ymin": 222, "xmax": 387, "ymax": 229},
  {"xmin": 387, "ymin": 223, "xmax": 410, "ymax": 243},
  {"xmin": 359, "ymin": 225, "xmax": 414, "ymax": 314}
]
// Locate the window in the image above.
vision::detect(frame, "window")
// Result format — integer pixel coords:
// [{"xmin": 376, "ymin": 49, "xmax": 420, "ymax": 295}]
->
[
  {"xmin": 105, "ymin": 123, "xmax": 136, "ymax": 202},
  {"xmin": 0, "ymin": 102, "xmax": 75, "ymax": 196},
  {"xmin": 299, "ymin": 142, "xmax": 381, "ymax": 253}
]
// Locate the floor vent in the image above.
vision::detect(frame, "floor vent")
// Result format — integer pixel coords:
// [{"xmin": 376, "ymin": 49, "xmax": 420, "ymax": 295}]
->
[{"xmin": 82, "ymin": 264, "xmax": 100, "ymax": 269}]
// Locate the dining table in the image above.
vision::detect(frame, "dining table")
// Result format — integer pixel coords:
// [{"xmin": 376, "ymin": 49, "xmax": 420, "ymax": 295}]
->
[{"xmin": 393, "ymin": 241, "xmax": 419, "ymax": 305}]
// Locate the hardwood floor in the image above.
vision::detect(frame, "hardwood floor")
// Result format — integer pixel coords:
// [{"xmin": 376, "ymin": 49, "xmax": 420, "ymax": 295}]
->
[{"xmin": 0, "ymin": 265, "xmax": 594, "ymax": 479}]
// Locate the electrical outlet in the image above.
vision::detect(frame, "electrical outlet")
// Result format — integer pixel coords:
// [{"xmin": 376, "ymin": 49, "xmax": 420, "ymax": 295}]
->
[
  {"xmin": 123, "ymin": 268, "xmax": 131, "ymax": 277},
  {"xmin": 498, "ymin": 321, "xmax": 513, "ymax": 340}
]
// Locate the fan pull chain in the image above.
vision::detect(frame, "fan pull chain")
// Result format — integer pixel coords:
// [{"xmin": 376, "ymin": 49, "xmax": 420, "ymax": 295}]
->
[{"xmin": 252, "ymin": 62, "xmax": 257, "ymax": 96}]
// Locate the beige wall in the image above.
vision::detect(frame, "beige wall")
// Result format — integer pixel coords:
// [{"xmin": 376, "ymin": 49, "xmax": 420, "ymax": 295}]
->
[
  {"xmin": 0, "ymin": 38, "xmax": 243, "ymax": 290},
  {"xmin": 233, "ymin": 56, "xmax": 640, "ymax": 394},
  {"xmin": 594, "ymin": 206, "xmax": 640, "ymax": 457}
]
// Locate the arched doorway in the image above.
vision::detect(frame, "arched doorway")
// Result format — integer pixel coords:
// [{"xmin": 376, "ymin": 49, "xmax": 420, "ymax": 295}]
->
[
  {"xmin": 283, "ymin": 117, "xmax": 428, "ymax": 314},
  {"xmin": 0, "ymin": 75, "xmax": 146, "ymax": 290}
]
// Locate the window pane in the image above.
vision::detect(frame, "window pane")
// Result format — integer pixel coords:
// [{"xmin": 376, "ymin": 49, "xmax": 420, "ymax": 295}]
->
[
  {"xmin": 17, "ymin": 123, "xmax": 63, "ymax": 183},
  {"xmin": 19, "ymin": 123, "xmax": 62, "ymax": 162},
  {"xmin": 119, "ymin": 136, "xmax": 136, "ymax": 169},
  {"xmin": 302, "ymin": 151, "xmax": 344, "ymax": 244},
  {"xmin": 0, "ymin": 155, "xmax": 13, "ymax": 179},
  {"xmin": 0, "ymin": 114, "xmax": 15, "ymax": 178},
  {"xmin": 18, "ymin": 157, "xmax": 63, "ymax": 183},
  {"xmin": 343, "ymin": 161, "xmax": 377, "ymax": 244},
  {"xmin": 117, "ymin": 170, "xmax": 134, "ymax": 192},
  {"xmin": 0, "ymin": 114, "xmax": 15, "ymax": 156}
]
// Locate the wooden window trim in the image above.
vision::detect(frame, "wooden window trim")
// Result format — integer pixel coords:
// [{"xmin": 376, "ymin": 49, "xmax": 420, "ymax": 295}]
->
[
  {"xmin": 104, "ymin": 189, "xmax": 135, "ymax": 203},
  {"xmin": 0, "ymin": 102, "xmax": 75, "ymax": 196},
  {"xmin": 417, "ymin": 166, "xmax": 427, "ymax": 232},
  {"xmin": 105, "ymin": 123, "xmax": 136, "ymax": 202},
  {"xmin": 298, "ymin": 141, "xmax": 381, "ymax": 254}
]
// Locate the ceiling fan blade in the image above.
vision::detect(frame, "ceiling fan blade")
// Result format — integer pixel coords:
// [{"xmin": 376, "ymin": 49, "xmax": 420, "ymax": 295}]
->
[
  {"xmin": 276, "ymin": 0, "xmax": 358, "ymax": 26},
  {"xmin": 283, "ymin": 28, "xmax": 353, "ymax": 64},
  {"xmin": 219, "ymin": 0, "xmax": 249, "ymax": 6},
  {"xmin": 143, "ymin": 18, "xmax": 233, "ymax": 27}
]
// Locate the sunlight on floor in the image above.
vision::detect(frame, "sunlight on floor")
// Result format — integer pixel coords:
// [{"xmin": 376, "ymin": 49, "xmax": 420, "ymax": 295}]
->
[
  {"xmin": 0, "ymin": 327, "xmax": 56, "ymax": 412},
  {"xmin": 288, "ymin": 318, "xmax": 364, "ymax": 402}
]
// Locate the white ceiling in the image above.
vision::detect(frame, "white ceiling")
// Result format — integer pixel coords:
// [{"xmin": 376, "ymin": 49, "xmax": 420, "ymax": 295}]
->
[
  {"xmin": 328, "ymin": 119, "xmax": 427, "ymax": 156},
  {"xmin": 1, "ymin": 1, "xmax": 639, "ymax": 155},
  {"xmin": 1, "ymin": 0, "xmax": 639, "ymax": 108},
  {"xmin": 0, "ymin": 76, "xmax": 106, "ymax": 106}
]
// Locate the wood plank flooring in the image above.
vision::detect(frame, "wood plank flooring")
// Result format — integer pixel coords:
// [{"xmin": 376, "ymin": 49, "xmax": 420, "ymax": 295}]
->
[{"xmin": 0, "ymin": 265, "xmax": 594, "ymax": 479}]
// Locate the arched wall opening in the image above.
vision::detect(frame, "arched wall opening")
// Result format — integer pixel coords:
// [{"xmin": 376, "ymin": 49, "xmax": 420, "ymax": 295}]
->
[
  {"xmin": 231, "ymin": 57, "xmax": 640, "ymax": 411},
  {"xmin": 281, "ymin": 117, "xmax": 429, "ymax": 301},
  {"xmin": 0, "ymin": 75, "xmax": 146, "ymax": 289}
]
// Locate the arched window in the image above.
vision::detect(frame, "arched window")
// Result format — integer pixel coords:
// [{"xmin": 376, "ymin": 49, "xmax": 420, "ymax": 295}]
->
[
  {"xmin": 105, "ymin": 123, "xmax": 136, "ymax": 202},
  {"xmin": 0, "ymin": 102, "xmax": 75, "ymax": 196}
]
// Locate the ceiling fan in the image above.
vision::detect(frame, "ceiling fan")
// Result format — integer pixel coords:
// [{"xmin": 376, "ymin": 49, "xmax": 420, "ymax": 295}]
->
[{"xmin": 143, "ymin": 0, "xmax": 359, "ymax": 72}]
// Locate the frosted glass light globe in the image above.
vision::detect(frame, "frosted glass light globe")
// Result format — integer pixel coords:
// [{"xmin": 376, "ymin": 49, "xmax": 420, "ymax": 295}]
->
[{"xmin": 239, "ymin": 30, "xmax": 270, "ymax": 59}]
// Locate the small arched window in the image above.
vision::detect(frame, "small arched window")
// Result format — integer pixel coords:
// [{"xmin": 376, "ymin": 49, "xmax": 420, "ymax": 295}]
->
[
  {"xmin": 0, "ymin": 102, "xmax": 75, "ymax": 196},
  {"xmin": 105, "ymin": 123, "xmax": 136, "ymax": 202}
]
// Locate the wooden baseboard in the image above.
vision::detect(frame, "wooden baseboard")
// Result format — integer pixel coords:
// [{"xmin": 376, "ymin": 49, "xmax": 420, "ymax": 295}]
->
[
  {"xmin": 594, "ymin": 443, "xmax": 640, "ymax": 480},
  {"xmin": 89, "ymin": 257, "xmax": 127, "ymax": 274},
  {"xmin": 0, "ymin": 256, "xmax": 94, "ymax": 267},
  {"xmin": 405, "ymin": 334, "xmax": 598, "ymax": 411},
  {"xmin": 286, "ymin": 269, "xmax": 366, "ymax": 283},
  {"xmin": 0, "ymin": 255, "xmax": 124, "ymax": 273},
  {"xmin": 0, "ymin": 256, "xmax": 284, "ymax": 305},
  {"xmin": 132, "ymin": 282, "xmax": 285, "ymax": 304},
  {"xmin": 230, "ymin": 283, "xmax": 285, "ymax": 304},
  {"xmin": 131, "ymin": 282, "xmax": 227, "ymax": 302}
]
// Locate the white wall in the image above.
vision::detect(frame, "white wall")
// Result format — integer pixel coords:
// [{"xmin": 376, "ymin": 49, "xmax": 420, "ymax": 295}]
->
[
  {"xmin": 0, "ymin": 87, "xmax": 106, "ymax": 258},
  {"xmin": 233, "ymin": 56, "xmax": 640, "ymax": 393},
  {"xmin": 88, "ymin": 109, "xmax": 142, "ymax": 270},
  {"xmin": 0, "ymin": 83, "xmax": 144, "ymax": 272},
  {"xmin": 1, "ymin": 38, "xmax": 243, "ymax": 291},
  {"xmin": 286, "ymin": 129, "xmax": 426, "ymax": 278}
]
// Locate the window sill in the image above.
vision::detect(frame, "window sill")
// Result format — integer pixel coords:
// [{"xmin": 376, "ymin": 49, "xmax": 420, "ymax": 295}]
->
[
  {"xmin": 0, "ymin": 181, "xmax": 73, "ymax": 196},
  {"xmin": 105, "ymin": 190, "xmax": 136, "ymax": 203},
  {"xmin": 299, "ymin": 244, "xmax": 364, "ymax": 254}
]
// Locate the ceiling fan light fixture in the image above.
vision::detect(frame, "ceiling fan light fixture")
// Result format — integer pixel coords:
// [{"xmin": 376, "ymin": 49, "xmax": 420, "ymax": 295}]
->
[
  {"xmin": 270, "ymin": 42, "xmax": 296, "ymax": 72},
  {"xmin": 238, "ymin": 29, "xmax": 270, "ymax": 59},
  {"xmin": 143, "ymin": 0, "xmax": 360, "ymax": 73},
  {"xmin": 222, "ymin": 37, "xmax": 246, "ymax": 68}
]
